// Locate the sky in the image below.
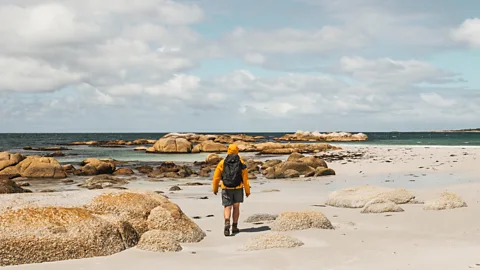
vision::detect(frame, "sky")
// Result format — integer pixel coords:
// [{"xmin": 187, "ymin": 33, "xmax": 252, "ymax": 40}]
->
[{"xmin": 1, "ymin": 0, "xmax": 480, "ymax": 133}]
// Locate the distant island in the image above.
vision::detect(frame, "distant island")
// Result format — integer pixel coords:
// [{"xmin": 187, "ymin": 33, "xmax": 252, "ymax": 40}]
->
[{"xmin": 433, "ymin": 128, "xmax": 480, "ymax": 132}]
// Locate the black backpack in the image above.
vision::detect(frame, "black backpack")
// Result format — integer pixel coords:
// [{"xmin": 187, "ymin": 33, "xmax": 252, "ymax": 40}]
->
[{"xmin": 221, "ymin": 154, "xmax": 244, "ymax": 188}]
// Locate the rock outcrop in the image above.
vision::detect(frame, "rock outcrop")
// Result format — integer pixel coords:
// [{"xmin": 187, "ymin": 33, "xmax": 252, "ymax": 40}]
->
[
  {"xmin": 113, "ymin": 168, "xmax": 135, "ymax": 175},
  {"xmin": 0, "ymin": 178, "xmax": 31, "ymax": 194},
  {"xmin": 75, "ymin": 158, "xmax": 116, "ymax": 176},
  {"xmin": 192, "ymin": 140, "xmax": 227, "ymax": 153},
  {"xmin": 137, "ymin": 230, "xmax": 182, "ymax": 252},
  {"xmin": 360, "ymin": 198, "xmax": 404, "ymax": 214},
  {"xmin": 147, "ymin": 203, "xmax": 206, "ymax": 243},
  {"xmin": 262, "ymin": 153, "xmax": 331, "ymax": 179},
  {"xmin": 271, "ymin": 211, "xmax": 334, "ymax": 231},
  {"xmin": 275, "ymin": 131, "xmax": 368, "ymax": 142},
  {"xmin": 257, "ymin": 142, "xmax": 341, "ymax": 154},
  {"xmin": 205, "ymin": 153, "xmax": 222, "ymax": 165},
  {"xmin": 0, "ymin": 190, "xmax": 204, "ymax": 266},
  {"xmin": 147, "ymin": 162, "xmax": 194, "ymax": 178},
  {"xmin": 87, "ymin": 192, "xmax": 170, "ymax": 234},
  {"xmin": 150, "ymin": 138, "xmax": 192, "ymax": 153},
  {"xmin": 326, "ymin": 186, "xmax": 415, "ymax": 208},
  {"xmin": 0, "ymin": 152, "xmax": 25, "ymax": 171},
  {"xmin": 162, "ymin": 133, "xmax": 258, "ymax": 144},
  {"xmin": 0, "ymin": 156, "xmax": 66, "ymax": 179},
  {"xmin": 423, "ymin": 192, "xmax": 467, "ymax": 210},
  {"xmin": 136, "ymin": 165, "xmax": 154, "ymax": 174},
  {"xmin": 0, "ymin": 207, "xmax": 137, "ymax": 266},
  {"xmin": 244, "ymin": 233, "xmax": 304, "ymax": 251}
]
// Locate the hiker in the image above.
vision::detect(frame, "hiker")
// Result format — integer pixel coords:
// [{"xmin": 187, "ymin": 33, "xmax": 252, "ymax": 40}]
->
[{"xmin": 212, "ymin": 144, "xmax": 250, "ymax": 236}]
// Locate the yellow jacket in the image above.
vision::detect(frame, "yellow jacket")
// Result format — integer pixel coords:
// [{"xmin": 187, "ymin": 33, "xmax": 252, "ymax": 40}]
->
[{"xmin": 212, "ymin": 144, "xmax": 250, "ymax": 196}]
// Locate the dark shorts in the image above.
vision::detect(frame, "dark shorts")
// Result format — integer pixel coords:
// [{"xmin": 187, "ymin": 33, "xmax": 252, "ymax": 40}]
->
[{"xmin": 222, "ymin": 188, "xmax": 244, "ymax": 206}]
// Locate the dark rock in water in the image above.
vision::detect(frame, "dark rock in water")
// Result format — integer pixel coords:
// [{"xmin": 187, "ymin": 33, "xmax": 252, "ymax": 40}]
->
[
  {"xmin": 113, "ymin": 168, "xmax": 135, "ymax": 175},
  {"xmin": 198, "ymin": 196, "xmax": 208, "ymax": 200},
  {"xmin": 25, "ymin": 146, "xmax": 71, "ymax": 152},
  {"xmin": 169, "ymin": 186, "xmax": 182, "ymax": 191},
  {"xmin": 136, "ymin": 165, "xmax": 153, "ymax": 174},
  {"xmin": 157, "ymin": 162, "xmax": 181, "ymax": 173},
  {"xmin": 45, "ymin": 152, "xmax": 65, "ymax": 157},
  {"xmin": 0, "ymin": 179, "xmax": 31, "ymax": 194},
  {"xmin": 154, "ymin": 191, "xmax": 164, "ymax": 194}
]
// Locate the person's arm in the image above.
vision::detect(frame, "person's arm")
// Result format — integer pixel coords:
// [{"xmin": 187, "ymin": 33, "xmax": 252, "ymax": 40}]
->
[
  {"xmin": 212, "ymin": 160, "xmax": 224, "ymax": 194},
  {"xmin": 241, "ymin": 162, "xmax": 250, "ymax": 197}
]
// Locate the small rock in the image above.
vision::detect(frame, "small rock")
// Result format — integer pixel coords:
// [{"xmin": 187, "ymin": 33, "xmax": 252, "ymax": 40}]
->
[
  {"xmin": 169, "ymin": 186, "xmax": 182, "ymax": 191},
  {"xmin": 185, "ymin": 182, "xmax": 205, "ymax": 186},
  {"xmin": 40, "ymin": 189, "xmax": 57, "ymax": 193}
]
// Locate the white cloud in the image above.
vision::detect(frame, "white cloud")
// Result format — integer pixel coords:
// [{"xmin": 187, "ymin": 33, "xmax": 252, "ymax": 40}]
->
[
  {"xmin": 420, "ymin": 93, "xmax": 457, "ymax": 108},
  {"xmin": 338, "ymin": 56, "xmax": 459, "ymax": 88},
  {"xmin": 0, "ymin": 56, "xmax": 84, "ymax": 92},
  {"xmin": 145, "ymin": 74, "xmax": 200, "ymax": 99},
  {"xmin": 451, "ymin": 18, "xmax": 480, "ymax": 48}
]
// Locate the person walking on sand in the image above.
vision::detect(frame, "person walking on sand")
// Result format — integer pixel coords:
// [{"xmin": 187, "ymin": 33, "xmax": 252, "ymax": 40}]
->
[{"xmin": 212, "ymin": 144, "xmax": 250, "ymax": 236}]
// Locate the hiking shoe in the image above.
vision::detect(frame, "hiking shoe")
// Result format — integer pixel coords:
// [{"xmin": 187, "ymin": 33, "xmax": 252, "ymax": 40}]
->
[
  {"xmin": 232, "ymin": 226, "xmax": 240, "ymax": 234},
  {"xmin": 224, "ymin": 225, "xmax": 230, "ymax": 236}
]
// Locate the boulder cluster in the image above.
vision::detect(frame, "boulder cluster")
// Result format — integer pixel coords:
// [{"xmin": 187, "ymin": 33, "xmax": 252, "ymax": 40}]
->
[
  {"xmin": 325, "ymin": 186, "xmax": 468, "ymax": 213},
  {"xmin": 0, "ymin": 152, "xmax": 66, "ymax": 179},
  {"xmin": 261, "ymin": 153, "xmax": 336, "ymax": 179},
  {"xmin": 0, "ymin": 191, "xmax": 206, "ymax": 266},
  {"xmin": 140, "ymin": 134, "xmax": 341, "ymax": 154},
  {"xmin": 274, "ymin": 130, "xmax": 368, "ymax": 142}
]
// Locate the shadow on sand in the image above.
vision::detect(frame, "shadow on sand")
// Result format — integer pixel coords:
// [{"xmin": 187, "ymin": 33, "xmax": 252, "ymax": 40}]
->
[{"xmin": 240, "ymin": 226, "xmax": 271, "ymax": 233}]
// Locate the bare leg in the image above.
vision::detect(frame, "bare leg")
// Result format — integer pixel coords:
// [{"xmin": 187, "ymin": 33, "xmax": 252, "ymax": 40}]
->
[
  {"xmin": 224, "ymin": 206, "xmax": 232, "ymax": 236},
  {"xmin": 224, "ymin": 205, "xmax": 232, "ymax": 221},
  {"xmin": 232, "ymin": 203, "xmax": 240, "ymax": 223},
  {"xmin": 232, "ymin": 203, "xmax": 241, "ymax": 233}
]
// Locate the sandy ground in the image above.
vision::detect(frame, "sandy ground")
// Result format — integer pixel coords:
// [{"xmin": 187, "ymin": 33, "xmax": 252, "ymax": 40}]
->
[{"xmin": 3, "ymin": 145, "xmax": 480, "ymax": 270}]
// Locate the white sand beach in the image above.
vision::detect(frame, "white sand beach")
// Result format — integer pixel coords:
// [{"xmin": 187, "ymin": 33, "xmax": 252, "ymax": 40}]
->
[{"xmin": 2, "ymin": 145, "xmax": 480, "ymax": 270}]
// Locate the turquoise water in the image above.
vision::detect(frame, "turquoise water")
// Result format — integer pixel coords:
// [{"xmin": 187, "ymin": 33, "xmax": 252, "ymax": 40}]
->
[{"xmin": 1, "ymin": 132, "xmax": 480, "ymax": 163}]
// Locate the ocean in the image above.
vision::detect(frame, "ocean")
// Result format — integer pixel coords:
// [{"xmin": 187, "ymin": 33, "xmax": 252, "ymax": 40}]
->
[{"xmin": 1, "ymin": 132, "xmax": 480, "ymax": 163}]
